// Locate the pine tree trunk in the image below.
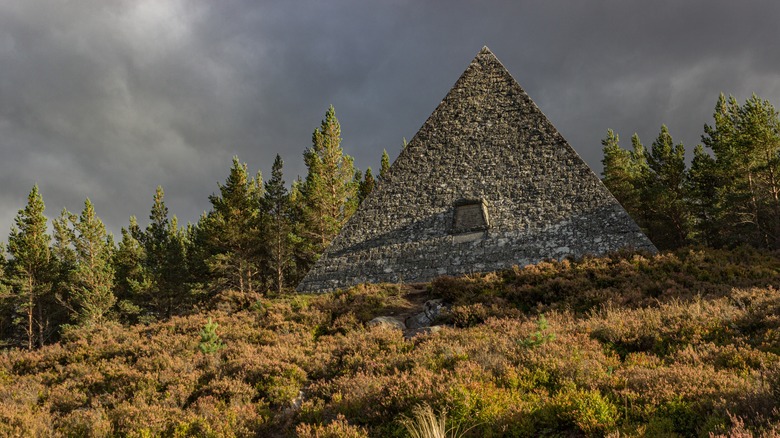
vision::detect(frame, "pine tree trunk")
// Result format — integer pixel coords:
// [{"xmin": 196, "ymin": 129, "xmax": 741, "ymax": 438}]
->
[
  {"xmin": 37, "ymin": 297, "xmax": 44, "ymax": 348},
  {"xmin": 27, "ymin": 275, "xmax": 33, "ymax": 350},
  {"xmin": 278, "ymin": 241, "xmax": 283, "ymax": 295},
  {"xmin": 747, "ymin": 171, "xmax": 768, "ymax": 246},
  {"xmin": 247, "ymin": 264, "xmax": 254, "ymax": 295},
  {"xmin": 765, "ymin": 151, "xmax": 780, "ymax": 248}
]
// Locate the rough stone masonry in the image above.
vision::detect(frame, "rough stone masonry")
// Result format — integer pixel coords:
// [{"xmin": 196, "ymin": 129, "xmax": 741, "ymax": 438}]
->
[{"xmin": 297, "ymin": 47, "xmax": 656, "ymax": 293}]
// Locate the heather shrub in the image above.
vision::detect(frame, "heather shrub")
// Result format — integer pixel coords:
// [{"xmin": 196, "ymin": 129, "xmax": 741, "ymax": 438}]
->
[
  {"xmin": 447, "ymin": 300, "xmax": 522, "ymax": 328},
  {"xmin": 318, "ymin": 283, "xmax": 410, "ymax": 323},
  {"xmin": 434, "ymin": 247, "xmax": 780, "ymax": 315},
  {"xmin": 0, "ymin": 248, "xmax": 778, "ymax": 436},
  {"xmin": 449, "ymin": 303, "xmax": 490, "ymax": 327},
  {"xmin": 530, "ymin": 382, "xmax": 619, "ymax": 436},
  {"xmin": 443, "ymin": 362, "xmax": 525, "ymax": 435},
  {"xmin": 57, "ymin": 407, "xmax": 112, "ymax": 438},
  {"xmin": 296, "ymin": 414, "xmax": 369, "ymax": 438}
]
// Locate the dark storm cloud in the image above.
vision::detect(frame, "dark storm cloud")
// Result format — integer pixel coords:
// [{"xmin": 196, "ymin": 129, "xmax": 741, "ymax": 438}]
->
[{"xmin": 1, "ymin": 0, "xmax": 779, "ymax": 239}]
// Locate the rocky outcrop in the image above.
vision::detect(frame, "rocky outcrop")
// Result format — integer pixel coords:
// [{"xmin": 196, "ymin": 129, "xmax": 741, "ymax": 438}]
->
[
  {"xmin": 404, "ymin": 299, "xmax": 447, "ymax": 329},
  {"xmin": 368, "ymin": 298, "xmax": 450, "ymax": 339},
  {"xmin": 367, "ymin": 316, "xmax": 406, "ymax": 331}
]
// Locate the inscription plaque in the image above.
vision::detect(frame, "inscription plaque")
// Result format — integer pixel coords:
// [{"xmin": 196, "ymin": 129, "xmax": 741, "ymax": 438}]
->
[{"xmin": 452, "ymin": 199, "xmax": 489, "ymax": 234}]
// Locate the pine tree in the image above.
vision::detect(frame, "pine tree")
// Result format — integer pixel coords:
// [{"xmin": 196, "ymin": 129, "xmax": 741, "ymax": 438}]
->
[
  {"xmin": 113, "ymin": 217, "xmax": 148, "ymax": 322},
  {"xmin": 359, "ymin": 167, "xmax": 376, "ymax": 203},
  {"xmin": 644, "ymin": 125, "xmax": 691, "ymax": 249},
  {"xmin": 0, "ymin": 245, "xmax": 7, "ymax": 292},
  {"xmin": 68, "ymin": 199, "xmax": 115, "ymax": 325},
  {"xmin": 738, "ymin": 94, "xmax": 780, "ymax": 247},
  {"xmin": 50, "ymin": 209, "xmax": 77, "ymax": 318},
  {"xmin": 263, "ymin": 154, "xmax": 294, "ymax": 294},
  {"xmin": 146, "ymin": 186, "xmax": 170, "ymax": 271},
  {"xmin": 201, "ymin": 157, "xmax": 263, "ymax": 297},
  {"xmin": 698, "ymin": 93, "xmax": 780, "ymax": 248},
  {"xmin": 0, "ymin": 245, "xmax": 7, "ymax": 289},
  {"xmin": 51, "ymin": 209, "xmax": 77, "ymax": 270},
  {"xmin": 7, "ymin": 186, "xmax": 53, "ymax": 349},
  {"xmin": 139, "ymin": 186, "xmax": 191, "ymax": 318},
  {"xmin": 198, "ymin": 317, "xmax": 224, "ymax": 354},
  {"xmin": 686, "ymin": 144, "xmax": 721, "ymax": 246},
  {"xmin": 143, "ymin": 186, "xmax": 171, "ymax": 317},
  {"xmin": 626, "ymin": 134, "xmax": 654, "ymax": 232},
  {"xmin": 0, "ymin": 243, "xmax": 12, "ymax": 345},
  {"xmin": 602, "ymin": 130, "xmax": 637, "ymax": 211},
  {"xmin": 600, "ymin": 130, "xmax": 652, "ymax": 232},
  {"xmin": 164, "ymin": 216, "xmax": 190, "ymax": 309},
  {"xmin": 300, "ymin": 105, "xmax": 358, "ymax": 259},
  {"xmin": 380, "ymin": 149, "xmax": 391, "ymax": 180},
  {"xmin": 184, "ymin": 218, "xmax": 210, "ymax": 300},
  {"xmin": 288, "ymin": 177, "xmax": 311, "ymax": 285}
]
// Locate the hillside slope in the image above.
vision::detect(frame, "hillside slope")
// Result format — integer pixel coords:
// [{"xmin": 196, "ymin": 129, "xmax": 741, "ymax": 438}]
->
[{"xmin": 2, "ymin": 247, "xmax": 780, "ymax": 437}]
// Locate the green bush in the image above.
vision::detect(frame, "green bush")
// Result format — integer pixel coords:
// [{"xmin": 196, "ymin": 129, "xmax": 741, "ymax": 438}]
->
[{"xmin": 198, "ymin": 318, "xmax": 225, "ymax": 354}]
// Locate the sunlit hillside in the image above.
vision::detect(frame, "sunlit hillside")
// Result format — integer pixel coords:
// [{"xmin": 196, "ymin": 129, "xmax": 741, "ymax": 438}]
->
[{"xmin": 2, "ymin": 247, "xmax": 780, "ymax": 437}]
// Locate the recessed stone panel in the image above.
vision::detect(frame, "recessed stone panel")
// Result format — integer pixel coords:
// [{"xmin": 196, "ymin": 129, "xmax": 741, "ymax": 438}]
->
[{"xmin": 452, "ymin": 200, "xmax": 489, "ymax": 234}]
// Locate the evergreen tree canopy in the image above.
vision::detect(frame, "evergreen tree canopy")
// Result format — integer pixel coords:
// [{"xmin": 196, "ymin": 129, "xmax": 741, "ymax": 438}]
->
[
  {"xmin": 50, "ymin": 208, "xmax": 77, "ymax": 323},
  {"xmin": 601, "ymin": 126, "xmax": 691, "ymax": 249},
  {"xmin": 300, "ymin": 105, "xmax": 358, "ymax": 257},
  {"xmin": 601, "ymin": 130, "xmax": 650, "ymax": 233},
  {"xmin": 359, "ymin": 167, "xmax": 376, "ymax": 204},
  {"xmin": 0, "ymin": 244, "xmax": 8, "ymax": 296},
  {"xmin": 380, "ymin": 149, "xmax": 391, "ymax": 180},
  {"xmin": 263, "ymin": 154, "xmax": 295, "ymax": 294},
  {"xmin": 601, "ymin": 93, "xmax": 780, "ymax": 250},
  {"xmin": 0, "ymin": 243, "xmax": 10, "ymax": 343},
  {"xmin": 200, "ymin": 157, "xmax": 263, "ymax": 298},
  {"xmin": 7, "ymin": 185, "xmax": 53, "ymax": 349},
  {"xmin": 138, "ymin": 187, "xmax": 191, "ymax": 318},
  {"xmin": 699, "ymin": 93, "xmax": 780, "ymax": 248},
  {"xmin": 686, "ymin": 144, "xmax": 720, "ymax": 246},
  {"xmin": 70, "ymin": 199, "xmax": 116, "ymax": 325},
  {"xmin": 113, "ymin": 217, "xmax": 148, "ymax": 322},
  {"xmin": 645, "ymin": 125, "xmax": 690, "ymax": 249},
  {"xmin": 51, "ymin": 209, "xmax": 77, "ymax": 272},
  {"xmin": 601, "ymin": 130, "xmax": 636, "ymax": 210}
]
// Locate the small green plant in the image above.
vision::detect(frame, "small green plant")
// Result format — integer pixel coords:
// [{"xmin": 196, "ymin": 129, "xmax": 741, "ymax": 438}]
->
[
  {"xmin": 198, "ymin": 317, "xmax": 225, "ymax": 354},
  {"xmin": 520, "ymin": 314, "xmax": 556, "ymax": 347}
]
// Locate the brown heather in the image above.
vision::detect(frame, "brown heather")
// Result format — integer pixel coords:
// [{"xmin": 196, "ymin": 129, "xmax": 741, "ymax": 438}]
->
[{"xmin": 2, "ymin": 247, "xmax": 780, "ymax": 436}]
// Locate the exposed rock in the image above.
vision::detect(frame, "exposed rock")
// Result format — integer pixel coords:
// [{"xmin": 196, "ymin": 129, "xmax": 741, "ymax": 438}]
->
[
  {"xmin": 405, "ymin": 299, "xmax": 448, "ymax": 329},
  {"xmin": 289, "ymin": 390, "xmax": 305, "ymax": 412},
  {"xmin": 367, "ymin": 316, "xmax": 406, "ymax": 330}
]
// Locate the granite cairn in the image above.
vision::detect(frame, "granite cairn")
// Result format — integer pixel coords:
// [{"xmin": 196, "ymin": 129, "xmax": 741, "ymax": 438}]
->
[{"xmin": 297, "ymin": 46, "xmax": 656, "ymax": 293}]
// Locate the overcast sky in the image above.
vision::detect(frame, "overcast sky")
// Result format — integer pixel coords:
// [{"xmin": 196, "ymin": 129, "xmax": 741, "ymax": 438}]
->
[{"xmin": 1, "ymin": 1, "xmax": 779, "ymax": 240}]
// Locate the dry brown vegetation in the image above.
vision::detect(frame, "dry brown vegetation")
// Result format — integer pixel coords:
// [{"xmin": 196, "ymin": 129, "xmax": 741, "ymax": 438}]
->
[{"xmin": 2, "ymin": 247, "xmax": 780, "ymax": 437}]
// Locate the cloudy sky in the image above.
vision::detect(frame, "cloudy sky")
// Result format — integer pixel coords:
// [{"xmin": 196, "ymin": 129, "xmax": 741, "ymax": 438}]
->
[{"xmin": 1, "ymin": 0, "xmax": 779, "ymax": 239}]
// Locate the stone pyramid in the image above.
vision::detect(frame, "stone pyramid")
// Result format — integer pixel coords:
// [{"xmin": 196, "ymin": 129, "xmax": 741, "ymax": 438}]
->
[{"xmin": 298, "ymin": 46, "xmax": 656, "ymax": 293}]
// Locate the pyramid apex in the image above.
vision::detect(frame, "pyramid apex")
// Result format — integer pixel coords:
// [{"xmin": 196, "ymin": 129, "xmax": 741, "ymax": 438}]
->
[{"xmin": 474, "ymin": 46, "xmax": 500, "ymax": 65}]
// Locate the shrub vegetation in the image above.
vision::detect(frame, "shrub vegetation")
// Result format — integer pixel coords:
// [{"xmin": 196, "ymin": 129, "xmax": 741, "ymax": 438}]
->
[{"xmin": 0, "ymin": 247, "xmax": 779, "ymax": 436}]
